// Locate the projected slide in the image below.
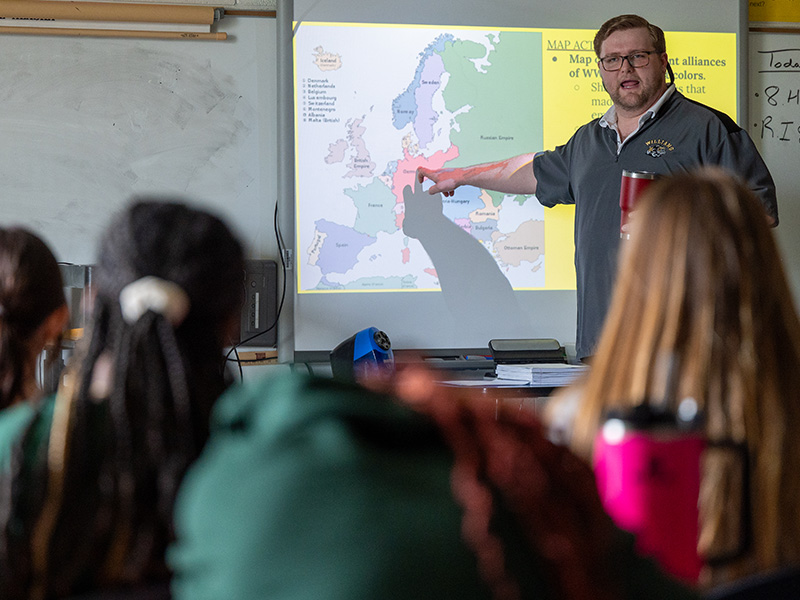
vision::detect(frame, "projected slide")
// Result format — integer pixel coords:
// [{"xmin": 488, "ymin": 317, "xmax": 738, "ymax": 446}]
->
[{"xmin": 294, "ymin": 23, "xmax": 737, "ymax": 296}]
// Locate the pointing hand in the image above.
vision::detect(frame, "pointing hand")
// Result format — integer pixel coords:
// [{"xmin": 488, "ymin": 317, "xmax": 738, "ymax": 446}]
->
[{"xmin": 417, "ymin": 167, "xmax": 459, "ymax": 197}]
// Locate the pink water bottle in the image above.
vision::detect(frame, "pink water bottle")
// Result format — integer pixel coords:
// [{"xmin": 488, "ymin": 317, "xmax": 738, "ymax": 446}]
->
[
  {"xmin": 593, "ymin": 404, "xmax": 704, "ymax": 583},
  {"xmin": 619, "ymin": 170, "xmax": 658, "ymax": 238}
]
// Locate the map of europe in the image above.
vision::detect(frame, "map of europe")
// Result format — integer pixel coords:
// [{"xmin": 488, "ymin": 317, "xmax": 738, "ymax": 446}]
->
[{"xmin": 295, "ymin": 24, "xmax": 545, "ymax": 292}]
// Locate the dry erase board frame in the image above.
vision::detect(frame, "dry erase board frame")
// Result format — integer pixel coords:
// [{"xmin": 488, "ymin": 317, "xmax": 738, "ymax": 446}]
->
[{"xmin": 277, "ymin": 0, "xmax": 749, "ymax": 363}]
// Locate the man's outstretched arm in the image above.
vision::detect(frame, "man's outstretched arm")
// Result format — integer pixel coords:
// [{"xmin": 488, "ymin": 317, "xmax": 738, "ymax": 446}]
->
[{"xmin": 417, "ymin": 153, "xmax": 538, "ymax": 197}]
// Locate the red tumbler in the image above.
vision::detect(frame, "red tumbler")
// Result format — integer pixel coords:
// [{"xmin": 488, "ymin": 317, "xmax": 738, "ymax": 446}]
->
[{"xmin": 619, "ymin": 170, "xmax": 658, "ymax": 239}]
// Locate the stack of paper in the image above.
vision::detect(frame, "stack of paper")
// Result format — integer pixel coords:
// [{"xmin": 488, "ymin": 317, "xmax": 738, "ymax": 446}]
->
[{"xmin": 495, "ymin": 363, "xmax": 588, "ymax": 387}]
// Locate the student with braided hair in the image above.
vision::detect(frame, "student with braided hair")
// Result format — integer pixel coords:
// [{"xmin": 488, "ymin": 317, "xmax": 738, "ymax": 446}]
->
[
  {"xmin": 168, "ymin": 365, "xmax": 697, "ymax": 600},
  {"xmin": 0, "ymin": 228, "xmax": 68, "ymax": 461},
  {"xmin": 0, "ymin": 200, "xmax": 245, "ymax": 599}
]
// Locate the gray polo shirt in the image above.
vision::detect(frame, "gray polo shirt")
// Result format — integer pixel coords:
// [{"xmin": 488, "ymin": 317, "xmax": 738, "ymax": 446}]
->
[{"xmin": 533, "ymin": 89, "xmax": 778, "ymax": 361}]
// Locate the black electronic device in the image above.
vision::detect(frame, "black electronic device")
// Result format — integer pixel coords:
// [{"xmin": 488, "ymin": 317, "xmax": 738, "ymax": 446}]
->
[
  {"xmin": 239, "ymin": 259, "xmax": 278, "ymax": 347},
  {"xmin": 59, "ymin": 263, "xmax": 94, "ymax": 332},
  {"xmin": 488, "ymin": 338, "xmax": 567, "ymax": 364}
]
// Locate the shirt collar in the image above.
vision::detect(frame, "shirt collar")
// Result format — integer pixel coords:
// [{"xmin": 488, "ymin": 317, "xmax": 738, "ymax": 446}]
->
[{"xmin": 599, "ymin": 84, "xmax": 676, "ymax": 129}]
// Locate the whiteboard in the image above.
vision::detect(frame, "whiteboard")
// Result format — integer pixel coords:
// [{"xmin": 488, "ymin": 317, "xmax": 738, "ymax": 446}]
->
[
  {"xmin": 279, "ymin": 0, "xmax": 749, "ymax": 360},
  {"xmin": 749, "ymin": 31, "xmax": 800, "ymax": 306},
  {"xmin": 0, "ymin": 15, "xmax": 277, "ymax": 264}
]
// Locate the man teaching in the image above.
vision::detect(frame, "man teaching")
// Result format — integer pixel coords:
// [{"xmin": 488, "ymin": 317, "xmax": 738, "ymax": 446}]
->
[{"xmin": 417, "ymin": 14, "xmax": 777, "ymax": 362}]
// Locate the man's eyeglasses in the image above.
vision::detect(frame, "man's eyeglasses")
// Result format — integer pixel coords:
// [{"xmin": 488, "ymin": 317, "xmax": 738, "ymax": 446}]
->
[{"xmin": 598, "ymin": 51, "xmax": 658, "ymax": 72}]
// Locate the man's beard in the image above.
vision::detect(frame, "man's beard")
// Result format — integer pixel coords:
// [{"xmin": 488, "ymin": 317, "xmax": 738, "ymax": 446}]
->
[{"xmin": 605, "ymin": 77, "xmax": 663, "ymax": 113}]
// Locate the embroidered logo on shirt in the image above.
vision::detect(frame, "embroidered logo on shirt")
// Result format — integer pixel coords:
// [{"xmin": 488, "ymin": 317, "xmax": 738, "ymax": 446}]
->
[{"xmin": 645, "ymin": 138, "xmax": 674, "ymax": 158}]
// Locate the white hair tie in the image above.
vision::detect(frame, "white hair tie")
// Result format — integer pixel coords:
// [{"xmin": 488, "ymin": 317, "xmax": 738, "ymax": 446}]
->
[{"xmin": 119, "ymin": 276, "xmax": 190, "ymax": 326}]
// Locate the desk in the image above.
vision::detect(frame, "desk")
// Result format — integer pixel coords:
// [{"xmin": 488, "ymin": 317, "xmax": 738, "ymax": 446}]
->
[
  {"xmin": 263, "ymin": 361, "xmax": 558, "ymax": 417},
  {"xmin": 439, "ymin": 370, "xmax": 555, "ymax": 417}
]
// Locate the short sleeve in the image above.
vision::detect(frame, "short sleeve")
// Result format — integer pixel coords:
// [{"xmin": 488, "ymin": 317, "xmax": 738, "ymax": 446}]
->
[{"xmin": 533, "ymin": 145, "xmax": 575, "ymax": 207}]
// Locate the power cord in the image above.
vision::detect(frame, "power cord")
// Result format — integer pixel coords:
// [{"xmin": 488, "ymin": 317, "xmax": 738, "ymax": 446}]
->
[{"xmin": 225, "ymin": 201, "xmax": 288, "ymax": 381}]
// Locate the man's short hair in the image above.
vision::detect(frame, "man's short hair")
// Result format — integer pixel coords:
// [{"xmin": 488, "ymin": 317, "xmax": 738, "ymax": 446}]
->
[{"xmin": 594, "ymin": 14, "xmax": 667, "ymax": 57}]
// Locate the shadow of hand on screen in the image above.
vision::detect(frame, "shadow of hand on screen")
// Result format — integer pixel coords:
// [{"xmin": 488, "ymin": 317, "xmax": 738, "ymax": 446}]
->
[{"xmin": 402, "ymin": 179, "xmax": 528, "ymax": 332}]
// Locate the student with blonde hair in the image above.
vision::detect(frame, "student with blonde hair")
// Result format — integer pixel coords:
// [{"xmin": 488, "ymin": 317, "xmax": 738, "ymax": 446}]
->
[{"xmin": 564, "ymin": 167, "xmax": 800, "ymax": 587}]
